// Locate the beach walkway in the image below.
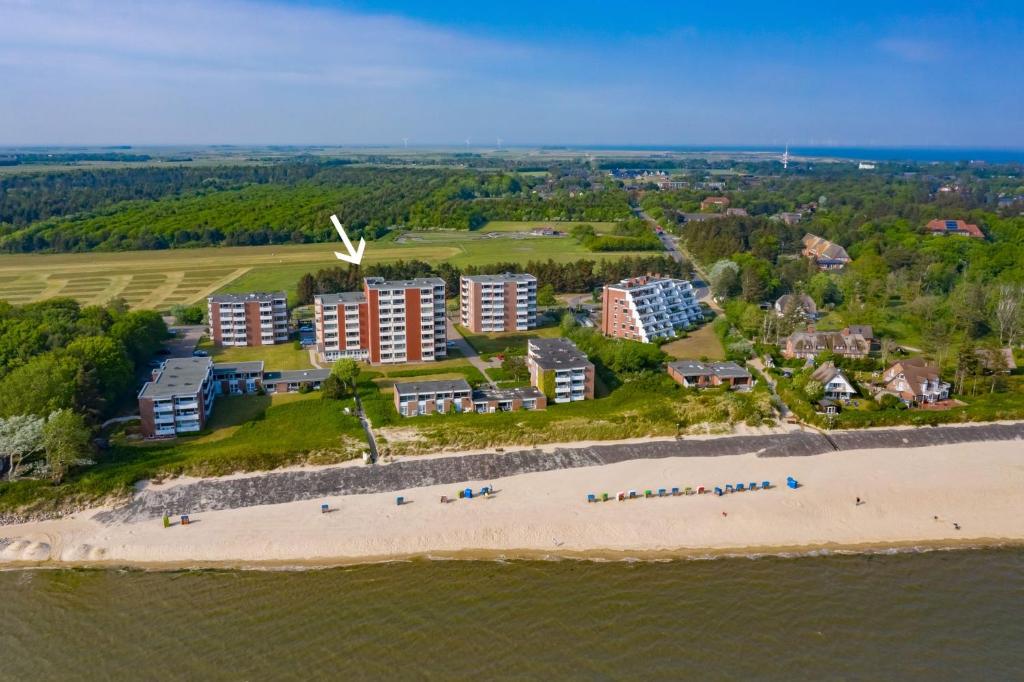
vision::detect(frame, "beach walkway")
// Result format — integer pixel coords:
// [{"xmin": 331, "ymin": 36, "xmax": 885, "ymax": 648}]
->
[{"xmin": 93, "ymin": 422, "xmax": 1024, "ymax": 524}]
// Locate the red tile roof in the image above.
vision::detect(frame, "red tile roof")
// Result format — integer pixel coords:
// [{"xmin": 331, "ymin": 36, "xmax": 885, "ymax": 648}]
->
[{"xmin": 925, "ymin": 219, "xmax": 984, "ymax": 238}]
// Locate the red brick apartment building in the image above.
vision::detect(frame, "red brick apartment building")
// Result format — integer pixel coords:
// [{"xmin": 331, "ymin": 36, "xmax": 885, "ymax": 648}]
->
[
  {"xmin": 314, "ymin": 277, "xmax": 447, "ymax": 364},
  {"xmin": 459, "ymin": 273, "xmax": 538, "ymax": 333},
  {"xmin": 601, "ymin": 276, "xmax": 703, "ymax": 343},
  {"xmin": 207, "ymin": 292, "xmax": 289, "ymax": 347}
]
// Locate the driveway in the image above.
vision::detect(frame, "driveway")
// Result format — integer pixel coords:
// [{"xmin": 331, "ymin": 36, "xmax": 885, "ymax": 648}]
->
[
  {"xmin": 164, "ymin": 325, "xmax": 204, "ymax": 358},
  {"xmin": 446, "ymin": 317, "xmax": 497, "ymax": 387}
]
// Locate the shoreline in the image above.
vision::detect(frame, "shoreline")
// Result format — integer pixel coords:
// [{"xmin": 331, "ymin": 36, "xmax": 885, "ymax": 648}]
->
[{"xmin": 3, "ymin": 438, "xmax": 1023, "ymax": 570}]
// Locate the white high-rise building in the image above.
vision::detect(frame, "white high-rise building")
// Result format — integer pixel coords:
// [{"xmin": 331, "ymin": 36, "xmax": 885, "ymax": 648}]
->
[{"xmin": 601, "ymin": 276, "xmax": 703, "ymax": 343}]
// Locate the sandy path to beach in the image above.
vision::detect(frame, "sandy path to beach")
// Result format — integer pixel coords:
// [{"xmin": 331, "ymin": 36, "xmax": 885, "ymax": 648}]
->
[{"xmin": 1, "ymin": 441, "xmax": 1022, "ymax": 567}]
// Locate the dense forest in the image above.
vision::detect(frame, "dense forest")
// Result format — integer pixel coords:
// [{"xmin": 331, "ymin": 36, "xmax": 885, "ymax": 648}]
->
[
  {"xmin": 295, "ymin": 255, "xmax": 692, "ymax": 304},
  {"xmin": 0, "ymin": 298, "xmax": 167, "ymax": 422},
  {"xmin": 0, "ymin": 162, "xmax": 632, "ymax": 253}
]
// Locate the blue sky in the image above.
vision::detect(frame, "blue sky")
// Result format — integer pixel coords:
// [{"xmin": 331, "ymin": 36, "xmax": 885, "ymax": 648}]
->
[{"xmin": 1, "ymin": 0, "xmax": 1021, "ymax": 147}]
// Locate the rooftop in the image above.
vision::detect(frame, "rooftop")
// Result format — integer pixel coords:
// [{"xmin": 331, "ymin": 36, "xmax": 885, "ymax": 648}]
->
[
  {"xmin": 394, "ymin": 379, "xmax": 472, "ymax": 396},
  {"xmin": 462, "ymin": 272, "xmax": 536, "ymax": 284},
  {"xmin": 802, "ymin": 234, "xmax": 851, "ymax": 262},
  {"xmin": 263, "ymin": 369, "xmax": 331, "ymax": 383},
  {"xmin": 208, "ymin": 291, "xmax": 286, "ymax": 304},
  {"xmin": 925, "ymin": 219, "xmax": 984, "ymax": 238},
  {"xmin": 316, "ymin": 291, "xmax": 366, "ymax": 306},
  {"xmin": 139, "ymin": 357, "xmax": 212, "ymax": 399},
  {"xmin": 668, "ymin": 359, "xmax": 751, "ymax": 379},
  {"xmin": 527, "ymin": 337, "xmax": 592, "ymax": 369},
  {"xmin": 364, "ymin": 276, "xmax": 445, "ymax": 290},
  {"xmin": 606, "ymin": 275, "xmax": 691, "ymax": 292},
  {"xmin": 212, "ymin": 361, "xmax": 265, "ymax": 374},
  {"xmin": 473, "ymin": 385, "xmax": 545, "ymax": 402}
]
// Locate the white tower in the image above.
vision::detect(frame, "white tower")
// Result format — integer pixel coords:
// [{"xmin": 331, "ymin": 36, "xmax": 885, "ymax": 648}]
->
[{"xmin": 782, "ymin": 144, "xmax": 790, "ymax": 170}]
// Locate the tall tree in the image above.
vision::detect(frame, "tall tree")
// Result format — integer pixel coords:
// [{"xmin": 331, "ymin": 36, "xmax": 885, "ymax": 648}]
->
[
  {"xmin": 0, "ymin": 414, "xmax": 45, "ymax": 481},
  {"xmin": 42, "ymin": 410, "xmax": 92, "ymax": 484}
]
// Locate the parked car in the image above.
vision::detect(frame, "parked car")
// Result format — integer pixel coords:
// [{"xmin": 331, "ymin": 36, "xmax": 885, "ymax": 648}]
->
[{"xmin": 192, "ymin": 349, "xmax": 209, "ymax": 357}]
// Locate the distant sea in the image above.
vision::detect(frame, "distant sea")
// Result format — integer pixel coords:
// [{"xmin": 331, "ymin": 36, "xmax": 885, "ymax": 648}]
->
[
  {"xmin": 560, "ymin": 145, "xmax": 1024, "ymax": 164},
  {"xmin": 2, "ymin": 549, "xmax": 1022, "ymax": 679}
]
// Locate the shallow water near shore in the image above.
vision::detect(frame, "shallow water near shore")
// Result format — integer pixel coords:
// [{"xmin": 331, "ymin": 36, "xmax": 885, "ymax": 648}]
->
[{"xmin": 2, "ymin": 548, "xmax": 1022, "ymax": 680}]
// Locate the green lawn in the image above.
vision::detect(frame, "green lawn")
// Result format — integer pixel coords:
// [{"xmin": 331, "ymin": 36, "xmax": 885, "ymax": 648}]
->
[
  {"xmin": 197, "ymin": 339, "xmax": 314, "ymax": 371},
  {"xmin": 454, "ymin": 323, "xmax": 563, "ymax": 356},
  {"xmin": 0, "ymin": 396, "xmax": 367, "ymax": 513},
  {"xmin": 661, "ymin": 324, "xmax": 726, "ymax": 360}
]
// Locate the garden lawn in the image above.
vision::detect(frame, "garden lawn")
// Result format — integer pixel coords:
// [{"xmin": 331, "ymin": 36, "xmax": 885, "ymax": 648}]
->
[
  {"xmin": 199, "ymin": 340, "xmax": 314, "ymax": 371},
  {"xmin": 455, "ymin": 323, "xmax": 563, "ymax": 356},
  {"xmin": 661, "ymin": 324, "xmax": 726, "ymax": 360}
]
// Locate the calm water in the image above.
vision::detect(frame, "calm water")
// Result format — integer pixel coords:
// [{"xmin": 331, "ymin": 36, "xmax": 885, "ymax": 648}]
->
[{"xmin": 2, "ymin": 549, "xmax": 1023, "ymax": 680}]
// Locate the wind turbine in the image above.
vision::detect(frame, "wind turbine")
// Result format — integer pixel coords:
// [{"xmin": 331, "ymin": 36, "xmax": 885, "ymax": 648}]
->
[
  {"xmin": 402, "ymin": 137, "xmax": 409, "ymax": 149},
  {"xmin": 496, "ymin": 137, "xmax": 503, "ymax": 150},
  {"xmin": 465, "ymin": 137, "xmax": 471, "ymax": 148}
]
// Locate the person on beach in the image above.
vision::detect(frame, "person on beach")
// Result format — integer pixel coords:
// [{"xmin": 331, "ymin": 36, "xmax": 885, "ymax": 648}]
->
[{"xmin": 856, "ymin": 497, "xmax": 862, "ymax": 506}]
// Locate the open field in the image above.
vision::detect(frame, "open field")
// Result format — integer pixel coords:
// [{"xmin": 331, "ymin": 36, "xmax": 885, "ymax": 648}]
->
[
  {"xmin": 661, "ymin": 324, "xmax": 726, "ymax": 360},
  {"xmin": 0, "ymin": 236, "xmax": 656, "ymax": 308},
  {"xmin": 455, "ymin": 323, "xmax": 563, "ymax": 356}
]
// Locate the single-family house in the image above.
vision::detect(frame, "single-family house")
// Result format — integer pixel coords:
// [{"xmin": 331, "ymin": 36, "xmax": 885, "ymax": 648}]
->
[
  {"xmin": 801, "ymin": 234, "xmax": 851, "ymax": 270},
  {"xmin": 810, "ymin": 362, "xmax": 857, "ymax": 400},
  {"xmin": 700, "ymin": 196, "xmax": 731, "ymax": 211},
  {"xmin": 881, "ymin": 359, "xmax": 951, "ymax": 405},
  {"xmin": 925, "ymin": 219, "xmax": 984, "ymax": 239},
  {"xmin": 774, "ymin": 293, "xmax": 817, "ymax": 320}
]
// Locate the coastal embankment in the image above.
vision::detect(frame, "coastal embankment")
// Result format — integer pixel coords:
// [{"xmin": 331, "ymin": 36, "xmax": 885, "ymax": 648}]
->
[{"xmin": 1, "ymin": 423, "xmax": 1022, "ymax": 567}]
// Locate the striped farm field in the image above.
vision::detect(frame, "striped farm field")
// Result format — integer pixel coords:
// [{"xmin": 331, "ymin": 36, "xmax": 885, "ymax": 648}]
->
[{"xmin": 0, "ymin": 233, "xmax": 657, "ymax": 308}]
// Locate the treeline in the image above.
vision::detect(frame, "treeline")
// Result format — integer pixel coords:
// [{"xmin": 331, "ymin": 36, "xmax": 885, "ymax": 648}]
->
[
  {"xmin": 0, "ymin": 298, "xmax": 167, "ymax": 422},
  {"xmin": 295, "ymin": 255, "xmax": 693, "ymax": 304},
  {"xmin": 0, "ymin": 152, "xmax": 153, "ymax": 167}
]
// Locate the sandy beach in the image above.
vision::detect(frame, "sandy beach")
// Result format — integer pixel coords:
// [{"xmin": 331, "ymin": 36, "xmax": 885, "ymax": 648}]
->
[{"xmin": 2, "ymin": 439, "xmax": 1023, "ymax": 568}]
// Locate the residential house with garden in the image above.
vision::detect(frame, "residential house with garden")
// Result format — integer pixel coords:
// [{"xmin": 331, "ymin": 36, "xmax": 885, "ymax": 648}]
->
[
  {"xmin": 810, "ymin": 362, "xmax": 857, "ymax": 400},
  {"xmin": 774, "ymin": 293, "xmax": 817, "ymax": 320},
  {"xmin": 781, "ymin": 327, "xmax": 872, "ymax": 360},
  {"xmin": 526, "ymin": 337, "xmax": 595, "ymax": 403},
  {"xmin": 700, "ymin": 196, "xmax": 731, "ymax": 211},
  {"xmin": 925, "ymin": 219, "xmax": 984, "ymax": 239},
  {"xmin": 880, "ymin": 359, "xmax": 951, "ymax": 406},
  {"xmin": 801, "ymin": 234, "xmax": 851, "ymax": 270}
]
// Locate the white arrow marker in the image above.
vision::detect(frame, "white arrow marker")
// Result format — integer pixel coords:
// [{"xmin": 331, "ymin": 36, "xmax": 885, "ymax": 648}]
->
[{"xmin": 330, "ymin": 214, "xmax": 365, "ymax": 265}]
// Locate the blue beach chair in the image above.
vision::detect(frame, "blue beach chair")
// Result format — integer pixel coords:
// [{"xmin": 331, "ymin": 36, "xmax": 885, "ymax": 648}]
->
[
  {"xmin": 714, "ymin": 487, "xmax": 723, "ymax": 496},
  {"xmin": 658, "ymin": 488, "xmax": 666, "ymax": 497},
  {"xmin": 671, "ymin": 487, "xmax": 680, "ymax": 496},
  {"xmin": 763, "ymin": 481, "xmax": 770, "ymax": 489},
  {"xmin": 725, "ymin": 484, "xmax": 734, "ymax": 493},
  {"xmin": 587, "ymin": 493, "xmax": 596, "ymax": 503},
  {"xmin": 736, "ymin": 483, "xmax": 745, "ymax": 492}
]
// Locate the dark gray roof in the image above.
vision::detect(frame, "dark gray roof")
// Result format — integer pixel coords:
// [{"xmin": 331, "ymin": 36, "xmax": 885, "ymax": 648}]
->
[
  {"xmin": 213, "ymin": 361, "xmax": 265, "ymax": 374},
  {"xmin": 316, "ymin": 291, "xmax": 366, "ymax": 305},
  {"xmin": 394, "ymin": 379, "xmax": 472, "ymax": 396},
  {"xmin": 473, "ymin": 386, "xmax": 545, "ymax": 402},
  {"xmin": 208, "ymin": 291, "xmax": 286, "ymax": 304},
  {"xmin": 668, "ymin": 359, "xmax": 751, "ymax": 379},
  {"xmin": 462, "ymin": 273, "xmax": 536, "ymax": 284},
  {"xmin": 527, "ymin": 337, "xmax": 591, "ymax": 369},
  {"xmin": 364, "ymin": 276, "xmax": 445, "ymax": 290},
  {"xmin": 263, "ymin": 369, "xmax": 331, "ymax": 383},
  {"xmin": 139, "ymin": 357, "xmax": 212, "ymax": 399}
]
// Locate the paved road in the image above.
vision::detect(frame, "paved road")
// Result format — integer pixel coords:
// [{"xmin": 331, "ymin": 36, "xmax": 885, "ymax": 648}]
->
[
  {"xmin": 446, "ymin": 316, "xmax": 497, "ymax": 387},
  {"xmin": 633, "ymin": 207, "xmax": 714, "ymax": 306},
  {"xmin": 164, "ymin": 325, "xmax": 204, "ymax": 358},
  {"xmin": 94, "ymin": 422, "xmax": 1024, "ymax": 523}
]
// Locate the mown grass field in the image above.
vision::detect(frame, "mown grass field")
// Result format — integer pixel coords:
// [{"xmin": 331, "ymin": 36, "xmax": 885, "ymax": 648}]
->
[
  {"xmin": 661, "ymin": 324, "xmax": 726, "ymax": 360},
  {"xmin": 0, "ymin": 233, "xmax": 656, "ymax": 309},
  {"xmin": 196, "ymin": 339, "xmax": 314, "ymax": 371},
  {"xmin": 455, "ymin": 323, "xmax": 563, "ymax": 356},
  {"xmin": 480, "ymin": 220, "xmax": 618, "ymax": 233}
]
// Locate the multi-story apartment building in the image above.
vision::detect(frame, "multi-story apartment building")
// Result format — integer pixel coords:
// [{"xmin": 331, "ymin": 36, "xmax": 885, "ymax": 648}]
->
[
  {"xmin": 138, "ymin": 357, "xmax": 216, "ymax": 438},
  {"xmin": 460, "ymin": 273, "xmax": 537, "ymax": 333},
  {"xmin": 526, "ymin": 337, "xmax": 595, "ymax": 403},
  {"xmin": 207, "ymin": 292, "xmax": 289, "ymax": 347},
  {"xmin": 600, "ymin": 276, "xmax": 703, "ymax": 343},
  {"xmin": 314, "ymin": 292, "xmax": 369, "ymax": 361},
  {"xmin": 393, "ymin": 379, "xmax": 546, "ymax": 417},
  {"xmin": 314, "ymin": 277, "xmax": 448, "ymax": 364}
]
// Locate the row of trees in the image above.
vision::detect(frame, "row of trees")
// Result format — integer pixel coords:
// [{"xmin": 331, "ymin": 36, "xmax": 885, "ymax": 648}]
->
[
  {"xmin": 295, "ymin": 255, "xmax": 693, "ymax": 305},
  {"xmin": 0, "ymin": 410, "xmax": 92, "ymax": 484}
]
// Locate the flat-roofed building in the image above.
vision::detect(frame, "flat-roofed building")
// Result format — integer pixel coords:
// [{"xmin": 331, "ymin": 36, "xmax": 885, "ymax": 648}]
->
[
  {"xmin": 314, "ymin": 291, "xmax": 369, "ymax": 362},
  {"xmin": 315, "ymin": 277, "xmax": 448, "ymax": 365},
  {"xmin": 601, "ymin": 275, "xmax": 702, "ymax": 343},
  {"xmin": 212, "ymin": 361, "xmax": 265, "ymax": 395},
  {"xmin": 393, "ymin": 379, "xmax": 474, "ymax": 417},
  {"xmin": 470, "ymin": 386, "xmax": 546, "ymax": 413},
  {"xmin": 526, "ymin": 337, "xmax": 595, "ymax": 402},
  {"xmin": 262, "ymin": 369, "xmax": 331, "ymax": 394},
  {"xmin": 667, "ymin": 360, "xmax": 752, "ymax": 390},
  {"xmin": 138, "ymin": 357, "xmax": 216, "ymax": 438},
  {"xmin": 207, "ymin": 292, "xmax": 289, "ymax": 347},
  {"xmin": 364, "ymin": 277, "xmax": 447, "ymax": 364},
  {"xmin": 460, "ymin": 273, "xmax": 537, "ymax": 333}
]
